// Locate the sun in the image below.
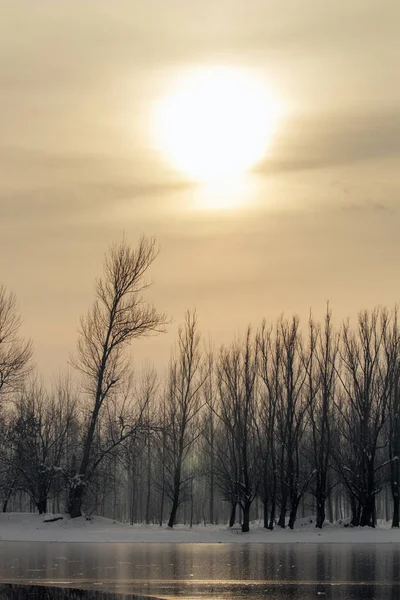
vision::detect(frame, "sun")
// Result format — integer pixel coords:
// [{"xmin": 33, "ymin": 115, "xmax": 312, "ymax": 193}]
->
[{"xmin": 153, "ymin": 67, "xmax": 281, "ymax": 184}]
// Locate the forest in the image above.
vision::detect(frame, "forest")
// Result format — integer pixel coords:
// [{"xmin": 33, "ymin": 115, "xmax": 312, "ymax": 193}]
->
[{"xmin": 1, "ymin": 237, "xmax": 400, "ymax": 532}]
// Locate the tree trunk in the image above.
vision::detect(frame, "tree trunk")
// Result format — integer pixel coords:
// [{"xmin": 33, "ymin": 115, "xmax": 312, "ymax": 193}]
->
[
  {"xmin": 2, "ymin": 486, "xmax": 14, "ymax": 513},
  {"xmin": 130, "ymin": 460, "xmax": 136, "ymax": 525},
  {"xmin": 159, "ymin": 406, "xmax": 166, "ymax": 527},
  {"xmin": 209, "ymin": 472, "xmax": 214, "ymax": 525},
  {"xmin": 269, "ymin": 499, "xmax": 276, "ymax": 530},
  {"xmin": 288, "ymin": 501, "xmax": 299, "ymax": 530},
  {"xmin": 268, "ymin": 471, "xmax": 276, "ymax": 530},
  {"xmin": 316, "ymin": 495, "xmax": 326, "ymax": 529},
  {"xmin": 327, "ymin": 488, "xmax": 333, "ymax": 523},
  {"xmin": 159, "ymin": 488, "xmax": 164, "ymax": 527},
  {"xmin": 360, "ymin": 496, "xmax": 375, "ymax": 527},
  {"xmin": 242, "ymin": 501, "xmax": 251, "ymax": 532},
  {"xmin": 262, "ymin": 457, "xmax": 269, "ymax": 528},
  {"xmin": 263, "ymin": 498, "xmax": 269, "ymax": 529},
  {"xmin": 350, "ymin": 495, "xmax": 361, "ymax": 527},
  {"xmin": 167, "ymin": 460, "xmax": 182, "ymax": 528},
  {"xmin": 67, "ymin": 483, "xmax": 85, "ymax": 518},
  {"xmin": 145, "ymin": 426, "xmax": 151, "ymax": 525},
  {"xmin": 390, "ymin": 431, "xmax": 400, "ymax": 527},
  {"xmin": 190, "ymin": 480, "xmax": 194, "ymax": 528},
  {"xmin": 37, "ymin": 497, "xmax": 47, "ymax": 515},
  {"xmin": 229, "ymin": 502, "xmax": 237, "ymax": 527},
  {"xmin": 209, "ymin": 409, "xmax": 215, "ymax": 525},
  {"xmin": 168, "ymin": 482, "xmax": 180, "ymax": 528},
  {"xmin": 168, "ymin": 501, "xmax": 178, "ymax": 528},
  {"xmin": 392, "ymin": 493, "xmax": 399, "ymax": 528},
  {"xmin": 278, "ymin": 502, "xmax": 286, "ymax": 528},
  {"xmin": 278, "ymin": 458, "xmax": 287, "ymax": 528}
]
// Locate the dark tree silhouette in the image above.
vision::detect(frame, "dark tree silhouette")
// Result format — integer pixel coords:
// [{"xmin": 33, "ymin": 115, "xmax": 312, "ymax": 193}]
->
[
  {"xmin": 164, "ymin": 311, "xmax": 205, "ymax": 528},
  {"xmin": 68, "ymin": 237, "xmax": 166, "ymax": 518}
]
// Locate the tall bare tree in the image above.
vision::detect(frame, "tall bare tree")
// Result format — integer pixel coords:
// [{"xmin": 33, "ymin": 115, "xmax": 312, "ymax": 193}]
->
[
  {"xmin": 164, "ymin": 311, "xmax": 205, "ymax": 528},
  {"xmin": 214, "ymin": 329, "xmax": 260, "ymax": 532},
  {"xmin": 201, "ymin": 351, "xmax": 217, "ymax": 524},
  {"xmin": 0, "ymin": 285, "xmax": 32, "ymax": 398},
  {"xmin": 336, "ymin": 309, "xmax": 393, "ymax": 527},
  {"xmin": 257, "ymin": 320, "xmax": 280, "ymax": 530},
  {"xmin": 306, "ymin": 309, "xmax": 339, "ymax": 528},
  {"xmin": 276, "ymin": 317, "xmax": 310, "ymax": 529},
  {"xmin": 381, "ymin": 308, "xmax": 400, "ymax": 527},
  {"xmin": 141, "ymin": 367, "xmax": 159, "ymax": 524},
  {"xmin": 68, "ymin": 237, "xmax": 166, "ymax": 517}
]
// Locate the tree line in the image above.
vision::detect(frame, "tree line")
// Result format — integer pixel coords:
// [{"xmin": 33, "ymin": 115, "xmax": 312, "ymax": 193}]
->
[{"xmin": 1, "ymin": 237, "xmax": 400, "ymax": 531}]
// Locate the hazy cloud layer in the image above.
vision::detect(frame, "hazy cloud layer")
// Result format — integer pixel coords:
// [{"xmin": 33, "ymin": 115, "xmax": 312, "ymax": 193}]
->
[{"xmin": 258, "ymin": 109, "xmax": 400, "ymax": 174}]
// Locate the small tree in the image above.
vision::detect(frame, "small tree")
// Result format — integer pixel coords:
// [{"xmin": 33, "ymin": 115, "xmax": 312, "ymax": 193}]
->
[
  {"xmin": 68, "ymin": 237, "xmax": 166, "ymax": 518},
  {"xmin": 10, "ymin": 379, "xmax": 76, "ymax": 514}
]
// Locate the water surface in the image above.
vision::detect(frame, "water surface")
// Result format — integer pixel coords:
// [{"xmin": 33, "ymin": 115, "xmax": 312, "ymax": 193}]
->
[{"xmin": 0, "ymin": 542, "xmax": 398, "ymax": 599}]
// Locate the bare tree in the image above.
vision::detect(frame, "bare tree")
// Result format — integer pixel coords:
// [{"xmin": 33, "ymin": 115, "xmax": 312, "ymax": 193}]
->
[
  {"xmin": 95, "ymin": 368, "xmax": 158, "ymax": 522},
  {"xmin": 276, "ymin": 317, "xmax": 310, "ymax": 530},
  {"xmin": 257, "ymin": 320, "xmax": 280, "ymax": 530},
  {"xmin": 336, "ymin": 309, "xmax": 393, "ymax": 527},
  {"xmin": 153, "ymin": 388, "xmax": 168, "ymax": 526},
  {"xmin": 141, "ymin": 367, "xmax": 159, "ymax": 524},
  {"xmin": 389, "ymin": 363, "xmax": 400, "ymax": 527},
  {"xmin": 9, "ymin": 378, "xmax": 76, "ymax": 514},
  {"xmin": 214, "ymin": 329, "xmax": 261, "ymax": 533},
  {"xmin": 201, "ymin": 350, "xmax": 217, "ymax": 524},
  {"xmin": 163, "ymin": 311, "xmax": 205, "ymax": 528},
  {"xmin": 68, "ymin": 237, "xmax": 167, "ymax": 517},
  {"xmin": 0, "ymin": 285, "xmax": 32, "ymax": 398},
  {"xmin": 0, "ymin": 410, "xmax": 19, "ymax": 512},
  {"xmin": 306, "ymin": 308, "xmax": 339, "ymax": 528},
  {"xmin": 382, "ymin": 308, "xmax": 400, "ymax": 527}
]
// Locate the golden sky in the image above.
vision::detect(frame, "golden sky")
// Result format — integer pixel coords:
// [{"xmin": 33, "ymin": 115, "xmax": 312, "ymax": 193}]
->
[{"xmin": 1, "ymin": 1, "xmax": 399, "ymax": 377}]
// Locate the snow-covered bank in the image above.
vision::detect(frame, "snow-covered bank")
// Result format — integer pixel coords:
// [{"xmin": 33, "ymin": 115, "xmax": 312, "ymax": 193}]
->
[{"xmin": 0, "ymin": 513, "xmax": 399, "ymax": 544}]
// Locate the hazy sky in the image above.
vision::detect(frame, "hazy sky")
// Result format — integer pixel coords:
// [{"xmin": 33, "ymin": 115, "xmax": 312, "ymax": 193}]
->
[{"xmin": 1, "ymin": 1, "xmax": 399, "ymax": 378}]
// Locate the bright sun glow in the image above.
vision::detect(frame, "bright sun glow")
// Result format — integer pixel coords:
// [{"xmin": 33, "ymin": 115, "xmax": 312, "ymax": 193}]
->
[{"xmin": 154, "ymin": 67, "xmax": 281, "ymax": 185}]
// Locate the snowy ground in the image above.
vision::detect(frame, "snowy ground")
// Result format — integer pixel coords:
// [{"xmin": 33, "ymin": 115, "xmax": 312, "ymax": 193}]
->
[{"xmin": 0, "ymin": 513, "xmax": 399, "ymax": 544}]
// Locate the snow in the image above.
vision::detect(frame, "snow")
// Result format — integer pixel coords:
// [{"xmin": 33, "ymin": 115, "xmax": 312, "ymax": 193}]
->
[{"xmin": 0, "ymin": 513, "xmax": 400, "ymax": 544}]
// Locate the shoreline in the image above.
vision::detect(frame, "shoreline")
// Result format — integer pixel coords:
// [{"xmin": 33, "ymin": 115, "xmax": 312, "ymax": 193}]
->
[{"xmin": 0, "ymin": 513, "xmax": 399, "ymax": 544}]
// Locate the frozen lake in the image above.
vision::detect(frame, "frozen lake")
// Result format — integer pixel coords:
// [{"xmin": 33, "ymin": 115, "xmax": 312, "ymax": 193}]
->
[{"xmin": 0, "ymin": 542, "xmax": 399, "ymax": 599}]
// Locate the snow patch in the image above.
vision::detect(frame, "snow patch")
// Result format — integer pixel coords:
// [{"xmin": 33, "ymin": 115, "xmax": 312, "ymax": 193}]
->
[{"xmin": 0, "ymin": 513, "xmax": 399, "ymax": 544}]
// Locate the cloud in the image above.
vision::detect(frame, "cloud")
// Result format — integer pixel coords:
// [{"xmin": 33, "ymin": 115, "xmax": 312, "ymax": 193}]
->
[
  {"xmin": 0, "ymin": 146, "xmax": 194, "ymax": 226},
  {"xmin": 256, "ymin": 108, "xmax": 400, "ymax": 175}
]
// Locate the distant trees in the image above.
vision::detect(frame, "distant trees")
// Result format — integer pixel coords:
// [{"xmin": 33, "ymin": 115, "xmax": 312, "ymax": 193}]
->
[
  {"xmin": 4, "ymin": 259, "xmax": 400, "ymax": 529},
  {"xmin": 67, "ymin": 237, "xmax": 167, "ymax": 518}
]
